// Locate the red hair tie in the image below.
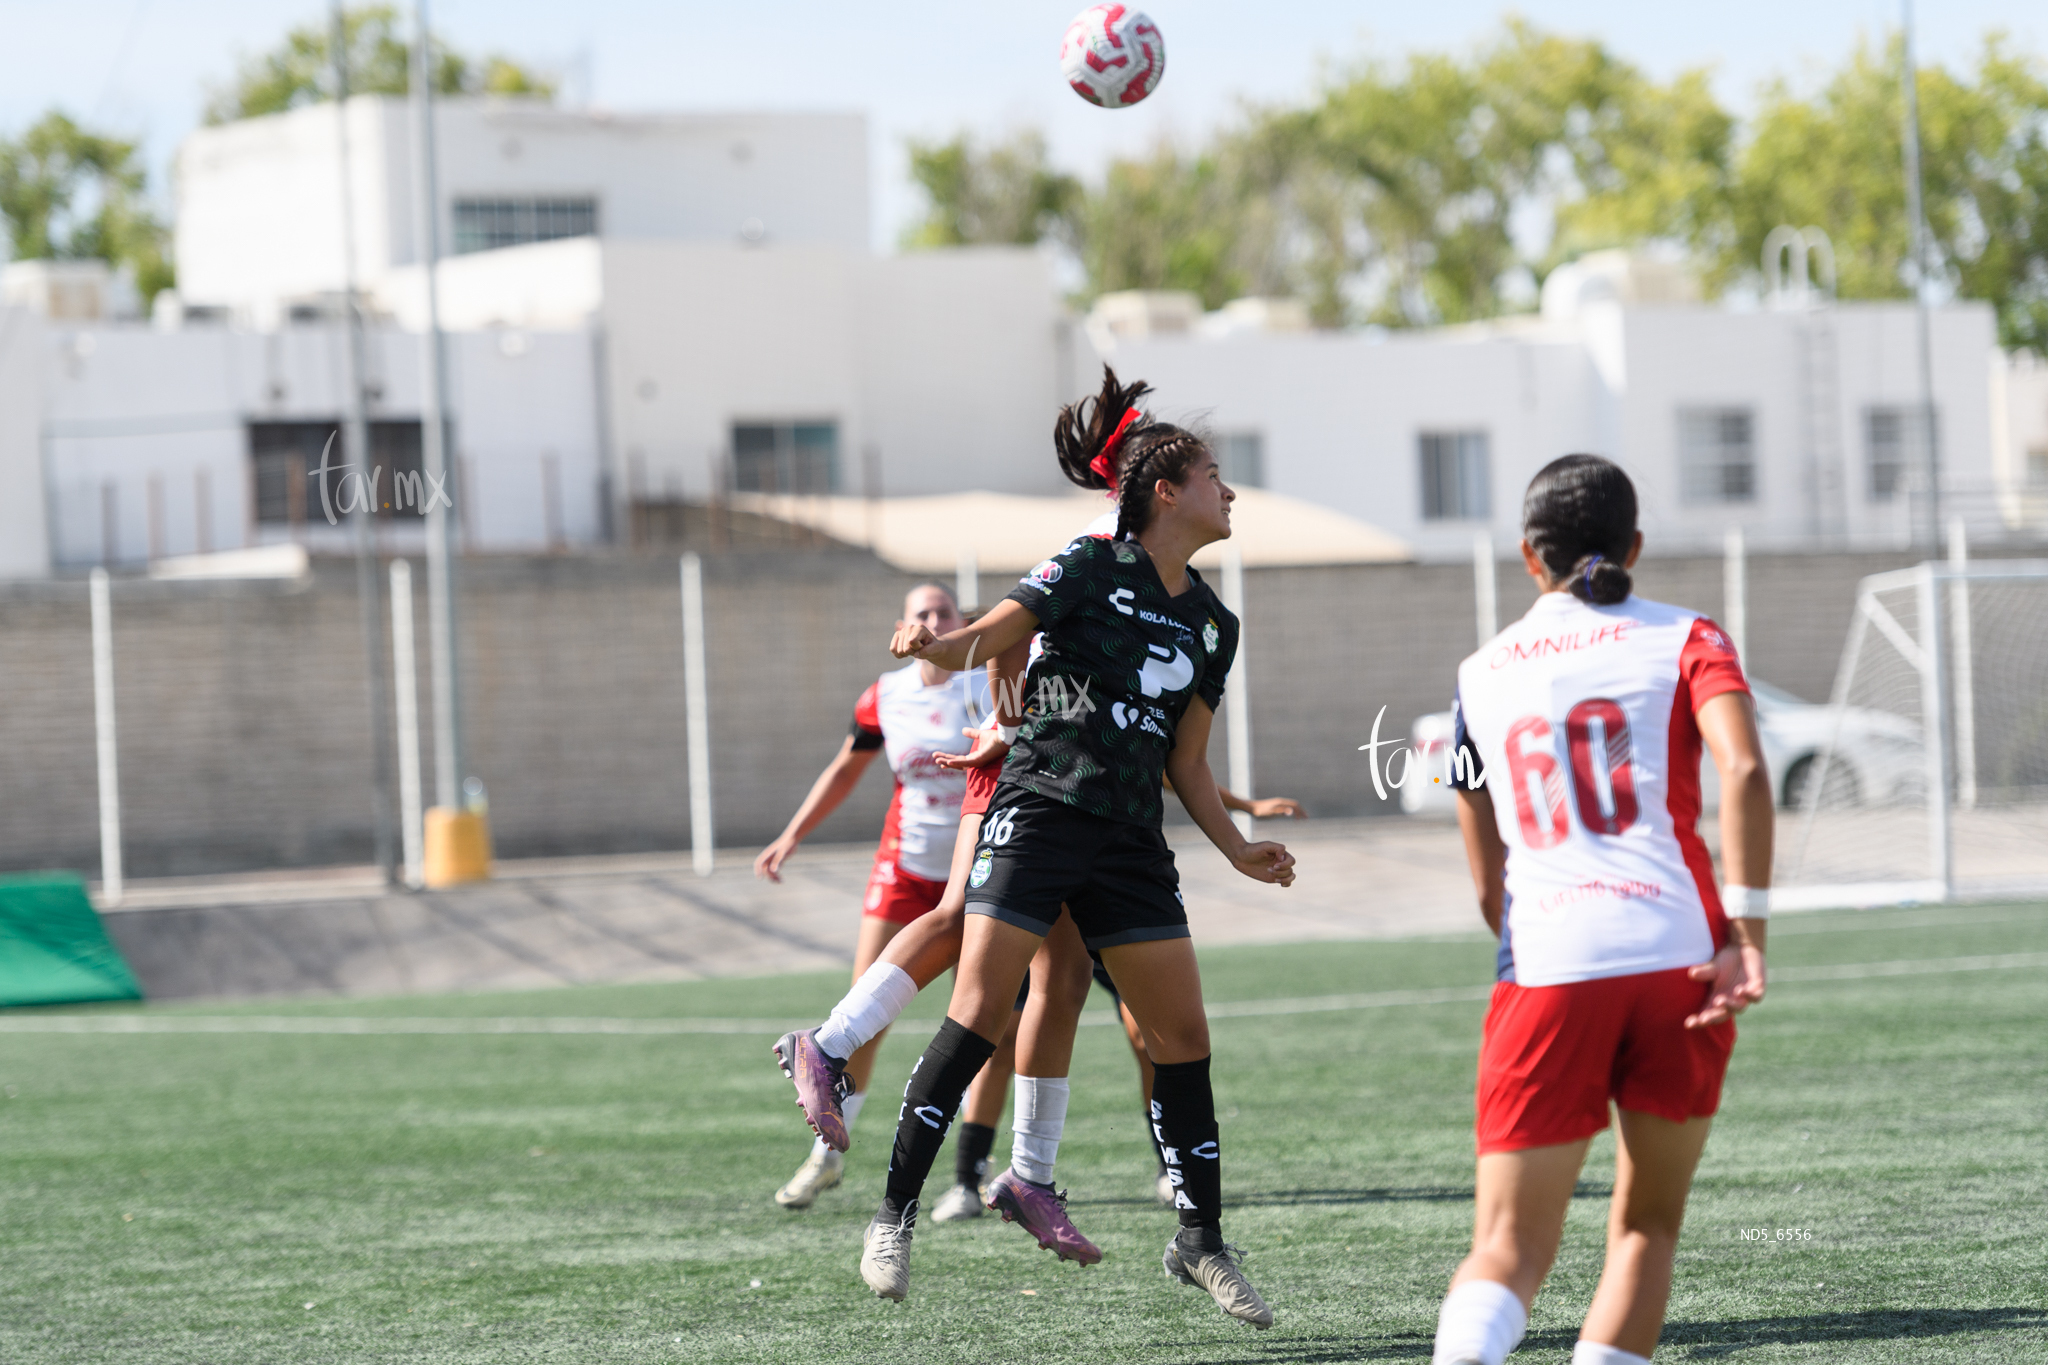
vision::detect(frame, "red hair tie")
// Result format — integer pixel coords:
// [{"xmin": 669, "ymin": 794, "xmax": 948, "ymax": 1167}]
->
[{"xmin": 1088, "ymin": 407, "xmax": 1143, "ymax": 492}]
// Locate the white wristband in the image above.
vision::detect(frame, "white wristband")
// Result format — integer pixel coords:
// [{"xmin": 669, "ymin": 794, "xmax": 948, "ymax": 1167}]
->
[
  {"xmin": 1722, "ymin": 885, "xmax": 1769, "ymax": 920},
  {"xmin": 996, "ymin": 724, "xmax": 1020, "ymax": 746}
]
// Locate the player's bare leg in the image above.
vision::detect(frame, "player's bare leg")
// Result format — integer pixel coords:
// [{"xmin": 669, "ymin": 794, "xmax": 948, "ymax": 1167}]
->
[
  {"xmin": 1099, "ymin": 937, "xmax": 1271, "ymax": 1329},
  {"xmin": 1577, "ymin": 1111, "xmax": 1712, "ymax": 1358},
  {"xmin": 1432, "ymin": 1138, "xmax": 1590, "ymax": 1363}
]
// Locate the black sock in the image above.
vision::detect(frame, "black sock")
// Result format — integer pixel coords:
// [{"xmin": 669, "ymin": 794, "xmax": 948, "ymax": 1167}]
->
[
  {"xmin": 954, "ymin": 1121, "xmax": 997, "ymax": 1188},
  {"xmin": 1151, "ymin": 1056, "xmax": 1221, "ymax": 1231},
  {"xmin": 884, "ymin": 1018, "xmax": 997, "ymax": 1214}
]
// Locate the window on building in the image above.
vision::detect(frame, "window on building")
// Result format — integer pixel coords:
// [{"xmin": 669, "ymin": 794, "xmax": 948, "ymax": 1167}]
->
[
  {"xmin": 1216, "ymin": 432, "xmax": 1265, "ymax": 488},
  {"xmin": 249, "ymin": 420, "xmax": 432, "ymax": 523},
  {"xmin": 1418, "ymin": 431, "xmax": 1491, "ymax": 521},
  {"xmin": 732, "ymin": 421, "xmax": 838, "ymax": 495},
  {"xmin": 1677, "ymin": 408, "xmax": 1757, "ymax": 504},
  {"xmin": 451, "ymin": 197, "xmax": 599, "ymax": 255},
  {"xmin": 1865, "ymin": 404, "xmax": 1936, "ymax": 502}
]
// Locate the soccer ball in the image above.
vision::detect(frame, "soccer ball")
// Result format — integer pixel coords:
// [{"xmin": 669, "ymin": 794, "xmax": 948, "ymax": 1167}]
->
[{"xmin": 1060, "ymin": 5, "xmax": 1166, "ymax": 109}]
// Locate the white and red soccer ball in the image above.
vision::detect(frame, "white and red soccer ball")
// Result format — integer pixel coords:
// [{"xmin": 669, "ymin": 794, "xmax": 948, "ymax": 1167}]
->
[{"xmin": 1060, "ymin": 5, "xmax": 1165, "ymax": 109}]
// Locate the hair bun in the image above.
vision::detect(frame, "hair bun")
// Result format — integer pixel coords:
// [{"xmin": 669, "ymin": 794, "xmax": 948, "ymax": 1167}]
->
[{"xmin": 1568, "ymin": 553, "xmax": 1632, "ymax": 606}]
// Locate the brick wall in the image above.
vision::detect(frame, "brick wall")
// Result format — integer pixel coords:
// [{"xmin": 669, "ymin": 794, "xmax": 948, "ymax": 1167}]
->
[{"xmin": 0, "ymin": 544, "xmax": 1996, "ymax": 876}]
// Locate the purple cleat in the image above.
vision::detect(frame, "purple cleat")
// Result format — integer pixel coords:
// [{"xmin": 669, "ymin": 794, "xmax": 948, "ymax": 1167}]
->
[
  {"xmin": 984, "ymin": 1168, "xmax": 1103, "ymax": 1265},
  {"xmin": 771, "ymin": 1029, "xmax": 852, "ymax": 1151}
]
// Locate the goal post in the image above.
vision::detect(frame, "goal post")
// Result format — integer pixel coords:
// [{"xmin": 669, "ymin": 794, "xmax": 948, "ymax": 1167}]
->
[{"xmin": 1778, "ymin": 558, "xmax": 2048, "ymax": 910}]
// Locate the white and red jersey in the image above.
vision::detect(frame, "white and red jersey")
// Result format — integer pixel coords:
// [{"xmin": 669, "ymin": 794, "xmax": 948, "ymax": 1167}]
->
[
  {"xmin": 1452, "ymin": 592, "xmax": 1750, "ymax": 988},
  {"xmin": 851, "ymin": 663, "xmax": 991, "ymax": 881}
]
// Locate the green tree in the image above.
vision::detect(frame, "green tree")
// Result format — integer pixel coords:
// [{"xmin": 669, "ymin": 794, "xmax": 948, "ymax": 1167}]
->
[
  {"xmin": 1731, "ymin": 34, "xmax": 2048, "ymax": 351},
  {"xmin": 0, "ymin": 110, "xmax": 172, "ymax": 303},
  {"xmin": 1302, "ymin": 19, "xmax": 1731, "ymax": 326},
  {"xmin": 204, "ymin": 4, "xmax": 555, "ymax": 125},
  {"xmin": 901, "ymin": 130, "xmax": 1081, "ymax": 249}
]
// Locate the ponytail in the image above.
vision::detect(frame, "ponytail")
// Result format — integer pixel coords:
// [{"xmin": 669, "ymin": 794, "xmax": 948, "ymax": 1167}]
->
[
  {"xmin": 1522, "ymin": 454, "xmax": 1637, "ymax": 606},
  {"xmin": 1052, "ymin": 365, "xmax": 1211, "ymax": 541}
]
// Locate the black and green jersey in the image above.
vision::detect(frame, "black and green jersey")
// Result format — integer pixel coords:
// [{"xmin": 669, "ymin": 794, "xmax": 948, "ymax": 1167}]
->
[{"xmin": 1000, "ymin": 534, "xmax": 1240, "ymax": 828}]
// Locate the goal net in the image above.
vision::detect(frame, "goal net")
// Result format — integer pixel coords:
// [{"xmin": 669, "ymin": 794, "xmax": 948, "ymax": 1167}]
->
[{"xmin": 1777, "ymin": 559, "xmax": 2048, "ymax": 909}]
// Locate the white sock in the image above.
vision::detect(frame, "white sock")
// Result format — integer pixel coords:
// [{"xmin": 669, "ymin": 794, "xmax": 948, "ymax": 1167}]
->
[
  {"xmin": 1009, "ymin": 1075, "xmax": 1069, "ymax": 1185},
  {"xmin": 1572, "ymin": 1342, "xmax": 1649, "ymax": 1365},
  {"xmin": 815, "ymin": 963, "xmax": 917, "ymax": 1062},
  {"xmin": 1431, "ymin": 1279, "xmax": 1528, "ymax": 1365},
  {"xmin": 809, "ymin": 1090, "xmax": 867, "ymax": 1158}
]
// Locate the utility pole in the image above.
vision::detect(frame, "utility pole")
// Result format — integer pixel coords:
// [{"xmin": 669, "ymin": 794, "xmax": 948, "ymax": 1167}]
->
[
  {"xmin": 1901, "ymin": 0, "xmax": 1942, "ymax": 546},
  {"xmin": 332, "ymin": 2, "xmax": 398, "ymax": 885},
  {"xmin": 412, "ymin": 0, "xmax": 466, "ymax": 810}
]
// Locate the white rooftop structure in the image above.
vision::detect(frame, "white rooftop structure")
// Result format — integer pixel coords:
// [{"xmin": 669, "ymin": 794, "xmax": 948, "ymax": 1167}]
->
[{"xmin": 174, "ymin": 97, "xmax": 870, "ymax": 326}]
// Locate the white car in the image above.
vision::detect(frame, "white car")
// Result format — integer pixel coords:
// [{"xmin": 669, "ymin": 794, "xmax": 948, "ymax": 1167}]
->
[{"xmin": 1399, "ymin": 680, "xmax": 1923, "ymax": 816}]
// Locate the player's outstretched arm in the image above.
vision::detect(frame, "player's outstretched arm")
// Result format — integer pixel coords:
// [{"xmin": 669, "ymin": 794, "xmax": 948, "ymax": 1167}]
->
[
  {"xmin": 1167, "ymin": 697, "xmax": 1295, "ymax": 887},
  {"xmin": 1454, "ymin": 786, "xmax": 1506, "ymax": 937},
  {"xmin": 1687, "ymin": 690, "xmax": 1774, "ymax": 1026},
  {"xmin": 1219, "ymin": 787, "xmax": 1306, "ymax": 819},
  {"xmin": 891, "ymin": 600, "xmax": 1039, "ymax": 672},
  {"xmin": 753, "ymin": 736, "xmax": 880, "ymax": 882}
]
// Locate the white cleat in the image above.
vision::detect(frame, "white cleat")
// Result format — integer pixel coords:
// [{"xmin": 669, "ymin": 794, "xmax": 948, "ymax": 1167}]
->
[
  {"xmin": 1164, "ymin": 1231, "xmax": 1274, "ymax": 1330},
  {"xmin": 773, "ymin": 1148, "xmax": 843, "ymax": 1209},
  {"xmin": 861, "ymin": 1200, "xmax": 917, "ymax": 1301},
  {"xmin": 930, "ymin": 1182, "xmax": 986, "ymax": 1223}
]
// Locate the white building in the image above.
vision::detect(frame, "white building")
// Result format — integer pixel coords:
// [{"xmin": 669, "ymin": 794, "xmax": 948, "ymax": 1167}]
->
[
  {"xmin": 1094, "ymin": 254, "xmax": 2015, "ymax": 560},
  {"xmin": 173, "ymin": 97, "xmax": 870, "ymax": 326},
  {"xmin": 1, "ymin": 97, "xmax": 2043, "ymax": 577}
]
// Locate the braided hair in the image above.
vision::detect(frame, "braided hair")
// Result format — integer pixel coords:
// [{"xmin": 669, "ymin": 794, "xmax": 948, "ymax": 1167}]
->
[
  {"xmin": 1053, "ymin": 366, "xmax": 1211, "ymax": 541},
  {"xmin": 1522, "ymin": 454, "xmax": 1637, "ymax": 606}
]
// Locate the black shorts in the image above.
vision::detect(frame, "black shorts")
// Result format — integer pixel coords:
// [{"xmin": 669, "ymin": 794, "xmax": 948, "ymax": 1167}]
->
[{"xmin": 963, "ymin": 786, "xmax": 1188, "ymax": 952}]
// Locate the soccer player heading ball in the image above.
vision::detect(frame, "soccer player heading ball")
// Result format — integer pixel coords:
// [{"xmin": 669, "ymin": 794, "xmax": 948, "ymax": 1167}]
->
[
  {"xmin": 1431, "ymin": 454, "xmax": 1773, "ymax": 1365},
  {"xmin": 863, "ymin": 367, "xmax": 1295, "ymax": 1327}
]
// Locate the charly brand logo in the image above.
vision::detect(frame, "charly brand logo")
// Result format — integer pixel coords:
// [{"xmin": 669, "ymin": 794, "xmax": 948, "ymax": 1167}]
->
[{"xmin": 309, "ymin": 431, "xmax": 453, "ymax": 526}]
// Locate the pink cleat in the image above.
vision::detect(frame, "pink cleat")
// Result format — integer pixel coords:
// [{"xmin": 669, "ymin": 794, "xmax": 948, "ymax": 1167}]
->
[
  {"xmin": 984, "ymin": 1168, "xmax": 1103, "ymax": 1265},
  {"xmin": 771, "ymin": 1029, "xmax": 852, "ymax": 1151}
]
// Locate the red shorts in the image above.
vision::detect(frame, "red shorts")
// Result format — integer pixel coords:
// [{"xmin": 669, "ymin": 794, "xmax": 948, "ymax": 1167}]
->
[
  {"xmin": 862, "ymin": 858, "xmax": 947, "ymax": 925},
  {"xmin": 1476, "ymin": 967, "xmax": 1735, "ymax": 1154},
  {"xmin": 960, "ymin": 765, "xmax": 999, "ymax": 818}
]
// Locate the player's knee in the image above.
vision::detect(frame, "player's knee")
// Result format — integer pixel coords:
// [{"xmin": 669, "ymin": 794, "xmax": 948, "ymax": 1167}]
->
[{"xmin": 1147, "ymin": 1019, "xmax": 1210, "ymax": 1062}]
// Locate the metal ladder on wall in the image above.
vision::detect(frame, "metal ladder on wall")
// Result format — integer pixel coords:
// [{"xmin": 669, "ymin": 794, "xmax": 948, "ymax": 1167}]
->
[{"xmin": 1768, "ymin": 226, "xmax": 1846, "ymax": 541}]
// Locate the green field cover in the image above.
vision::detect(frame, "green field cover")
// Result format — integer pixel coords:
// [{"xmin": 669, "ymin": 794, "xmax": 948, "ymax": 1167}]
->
[{"xmin": 0, "ymin": 873, "xmax": 142, "ymax": 1006}]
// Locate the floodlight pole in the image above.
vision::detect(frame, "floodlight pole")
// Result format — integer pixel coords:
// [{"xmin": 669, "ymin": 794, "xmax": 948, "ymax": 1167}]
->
[
  {"xmin": 1901, "ymin": 0, "xmax": 1942, "ymax": 547},
  {"xmin": 333, "ymin": 1, "xmax": 399, "ymax": 886},
  {"xmin": 413, "ymin": 0, "xmax": 467, "ymax": 810}
]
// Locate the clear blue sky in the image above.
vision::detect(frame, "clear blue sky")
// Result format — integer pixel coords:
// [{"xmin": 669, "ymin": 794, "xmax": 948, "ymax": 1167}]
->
[{"xmin": 2, "ymin": 0, "xmax": 2042, "ymax": 251}]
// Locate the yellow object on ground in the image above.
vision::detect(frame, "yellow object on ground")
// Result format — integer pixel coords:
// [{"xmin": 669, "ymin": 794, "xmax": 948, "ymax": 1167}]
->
[{"xmin": 423, "ymin": 808, "xmax": 492, "ymax": 887}]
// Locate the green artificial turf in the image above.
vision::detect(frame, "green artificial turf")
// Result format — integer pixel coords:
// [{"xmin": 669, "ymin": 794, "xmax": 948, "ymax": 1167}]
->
[{"xmin": 1, "ymin": 903, "xmax": 2045, "ymax": 1363}]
